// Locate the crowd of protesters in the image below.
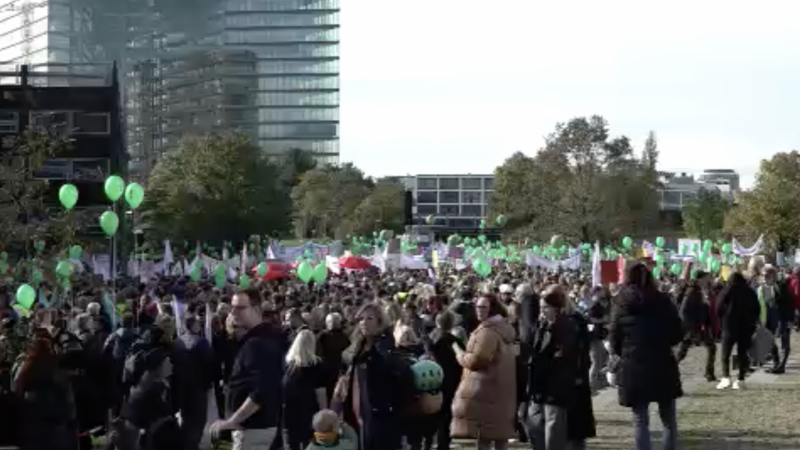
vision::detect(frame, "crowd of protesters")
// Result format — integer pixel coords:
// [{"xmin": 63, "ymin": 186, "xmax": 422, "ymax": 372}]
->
[{"xmin": 0, "ymin": 256, "xmax": 797, "ymax": 450}]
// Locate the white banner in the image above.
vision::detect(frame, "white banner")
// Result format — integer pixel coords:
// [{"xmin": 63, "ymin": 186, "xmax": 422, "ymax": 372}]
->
[{"xmin": 732, "ymin": 235, "xmax": 765, "ymax": 257}]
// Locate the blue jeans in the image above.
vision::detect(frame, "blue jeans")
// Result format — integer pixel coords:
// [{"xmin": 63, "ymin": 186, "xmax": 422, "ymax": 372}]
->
[{"xmin": 632, "ymin": 399, "xmax": 676, "ymax": 450}]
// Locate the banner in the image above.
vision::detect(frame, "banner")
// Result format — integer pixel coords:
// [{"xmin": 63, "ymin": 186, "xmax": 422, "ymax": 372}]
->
[
  {"xmin": 525, "ymin": 252, "xmax": 582, "ymax": 271},
  {"xmin": 732, "ymin": 235, "xmax": 765, "ymax": 257}
]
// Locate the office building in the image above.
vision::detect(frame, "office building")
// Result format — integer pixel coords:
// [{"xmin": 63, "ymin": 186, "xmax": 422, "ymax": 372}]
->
[
  {"xmin": 0, "ymin": 0, "xmax": 340, "ymax": 178},
  {"xmin": 397, "ymin": 174, "xmax": 495, "ymax": 230},
  {"xmin": 0, "ymin": 64, "xmax": 124, "ymax": 235}
]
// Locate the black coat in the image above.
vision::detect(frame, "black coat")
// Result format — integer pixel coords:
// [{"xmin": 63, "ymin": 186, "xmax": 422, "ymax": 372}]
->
[
  {"xmin": 717, "ymin": 281, "xmax": 760, "ymax": 336},
  {"xmin": 566, "ymin": 312, "xmax": 596, "ymax": 441},
  {"xmin": 526, "ymin": 314, "xmax": 578, "ymax": 407},
  {"xmin": 609, "ymin": 286, "xmax": 684, "ymax": 408}
]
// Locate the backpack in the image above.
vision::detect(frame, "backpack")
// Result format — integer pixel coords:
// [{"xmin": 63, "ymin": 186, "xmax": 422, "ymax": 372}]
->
[{"xmin": 392, "ymin": 351, "xmax": 442, "ymax": 417}]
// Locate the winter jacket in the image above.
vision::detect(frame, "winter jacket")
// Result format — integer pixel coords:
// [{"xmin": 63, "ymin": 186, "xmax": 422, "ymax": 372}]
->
[
  {"xmin": 609, "ymin": 286, "xmax": 684, "ymax": 408},
  {"xmin": 451, "ymin": 317, "xmax": 517, "ymax": 441},
  {"xmin": 566, "ymin": 312, "xmax": 596, "ymax": 441}
]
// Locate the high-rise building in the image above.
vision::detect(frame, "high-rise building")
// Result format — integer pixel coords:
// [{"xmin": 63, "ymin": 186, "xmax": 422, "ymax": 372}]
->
[{"xmin": 0, "ymin": 0, "xmax": 341, "ymax": 178}]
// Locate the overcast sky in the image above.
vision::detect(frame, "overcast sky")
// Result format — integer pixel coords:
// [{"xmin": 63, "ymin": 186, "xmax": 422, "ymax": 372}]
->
[{"xmin": 338, "ymin": 0, "xmax": 800, "ymax": 187}]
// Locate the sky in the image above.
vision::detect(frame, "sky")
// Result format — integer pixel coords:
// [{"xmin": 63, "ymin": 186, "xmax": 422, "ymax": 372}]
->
[{"xmin": 338, "ymin": 0, "xmax": 800, "ymax": 188}]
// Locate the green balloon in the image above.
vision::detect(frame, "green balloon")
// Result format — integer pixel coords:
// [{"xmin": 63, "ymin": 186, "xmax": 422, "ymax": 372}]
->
[
  {"xmin": 495, "ymin": 215, "xmax": 507, "ymax": 226},
  {"xmin": 722, "ymin": 243, "xmax": 732, "ymax": 255},
  {"xmin": 15, "ymin": 284, "xmax": 35, "ymax": 309},
  {"xmin": 124, "ymin": 182, "xmax": 145, "ymax": 209},
  {"xmin": 189, "ymin": 265, "xmax": 201, "ymax": 281},
  {"xmin": 256, "ymin": 262, "xmax": 268, "ymax": 277},
  {"xmin": 655, "ymin": 236, "xmax": 665, "ymax": 248},
  {"xmin": 0, "ymin": 252, "xmax": 6, "ymax": 261},
  {"xmin": 312, "ymin": 263, "xmax": 327, "ymax": 283},
  {"xmin": 31, "ymin": 269, "xmax": 43, "ymax": 284},
  {"xmin": 99, "ymin": 211, "xmax": 119, "ymax": 236},
  {"xmin": 215, "ymin": 274, "xmax": 226, "ymax": 289},
  {"xmin": 239, "ymin": 274, "xmax": 251, "ymax": 288},
  {"xmin": 214, "ymin": 265, "xmax": 226, "ymax": 278},
  {"xmin": 68, "ymin": 245, "xmax": 82, "ymax": 259},
  {"xmin": 56, "ymin": 260, "xmax": 71, "ymax": 277},
  {"xmin": 472, "ymin": 258, "xmax": 491, "ymax": 278},
  {"xmin": 622, "ymin": 236, "xmax": 633, "ymax": 249},
  {"xmin": 652, "ymin": 267, "xmax": 661, "ymax": 279},
  {"xmin": 34, "ymin": 240, "xmax": 45, "ymax": 253},
  {"xmin": 104, "ymin": 175, "xmax": 125, "ymax": 202},
  {"xmin": 58, "ymin": 183, "xmax": 79, "ymax": 210},
  {"xmin": 297, "ymin": 261, "xmax": 313, "ymax": 283},
  {"xmin": 670, "ymin": 263, "xmax": 681, "ymax": 275}
]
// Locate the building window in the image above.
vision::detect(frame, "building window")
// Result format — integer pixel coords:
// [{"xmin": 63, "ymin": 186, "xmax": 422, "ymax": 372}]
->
[
  {"xmin": 72, "ymin": 158, "xmax": 108, "ymax": 181},
  {"xmin": 416, "ymin": 191, "xmax": 437, "ymax": 204},
  {"xmin": 461, "ymin": 204, "xmax": 482, "ymax": 217},
  {"xmin": 33, "ymin": 159, "xmax": 72, "ymax": 180},
  {"xmin": 461, "ymin": 191, "xmax": 482, "ymax": 204},
  {"xmin": 462, "ymin": 177, "xmax": 482, "ymax": 190},
  {"xmin": 416, "ymin": 204, "xmax": 437, "ymax": 215},
  {"xmin": 483, "ymin": 177, "xmax": 494, "ymax": 189},
  {"xmin": 439, "ymin": 177, "xmax": 459, "ymax": 189},
  {"xmin": 73, "ymin": 112, "xmax": 110, "ymax": 134},
  {"xmin": 662, "ymin": 190, "xmax": 681, "ymax": 206},
  {"xmin": 0, "ymin": 110, "xmax": 18, "ymax": 133},
  {"xmin": 440, "ymin": 205, "xmax": 459, "ymax": 216},
  {"xmin": 439, "ymin": 191, "xmax": 459, "ymax": 203},
  {"xmin": 417, "ymin": 177, "xmax": 437, "ymax": 189},
  {"xmin": 30, "ymin": 111, "xmax": 70, "ymax": 132}
]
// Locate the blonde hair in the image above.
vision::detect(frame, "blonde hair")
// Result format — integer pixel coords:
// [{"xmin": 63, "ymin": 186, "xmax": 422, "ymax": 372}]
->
[{"xmin": 286, "ymin": 329, "xmax": 320, "ymax": 368}]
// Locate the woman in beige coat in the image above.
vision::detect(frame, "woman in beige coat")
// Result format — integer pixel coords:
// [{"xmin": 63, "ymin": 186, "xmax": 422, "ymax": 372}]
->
[{"xmin": 451, "ymin": 294, "xmax": 517, "ymax": 450}]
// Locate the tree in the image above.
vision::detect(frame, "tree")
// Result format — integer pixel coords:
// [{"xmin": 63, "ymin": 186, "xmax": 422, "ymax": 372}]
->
[
  {"xmin": 143, "ymin": 131, "xmax": 287, "ymax": 243},
  {"xmin": 641, "ymin": 131, "xmax": 658, "ymax": 171},
  {"xmin": 491, "ymin": 116, "xmax": 661, "ymax": 242},
  {"xmin": 0, "ymin": 126, "xmax": 75, "ymax": 254},
  {"xmin": 291, "ymin": 163, "xmax": 373, "ymax": 238},
  {"xmin": 344, "ymin": 179, "xmax": 406, "ymax": 236},
  {"xmin": 682, "ymin": 187, "xmax": 732, "ymax": 240},
  {"xmin": 724, "ymin": 151, "xmax": 800, "ymax": 251},
  {"xmin": 269, "ymin": 148, "xmax": 318, "ymax": 237}
]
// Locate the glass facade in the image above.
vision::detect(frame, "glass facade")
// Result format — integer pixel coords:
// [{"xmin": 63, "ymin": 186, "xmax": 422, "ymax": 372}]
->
[
  {"xmin": 409, "ymin": 175, "xmax": 494, "ymax": 224},
  {"xmin": 0, "ymin": 0, "xmax": 340, "ymax": 178}
]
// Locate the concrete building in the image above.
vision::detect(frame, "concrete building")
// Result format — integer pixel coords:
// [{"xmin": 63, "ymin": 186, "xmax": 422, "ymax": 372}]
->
[
  {"xmin": 697, "ymin": 169, "xmax": 740, "ymax": 192},
  {"xmin": 0, "ymin": 0, "xmax": 340, "ymax": 179},
  {"xmin": 397, "ymin": 174, "xmax": 495, "ymax": 229},
  {"xmin": 0, "ymin": 64, "xmax": 124, "ymax": 235},
  {"xmin": 658, "ymin": 169, "xmax": 739, "ymax": 211}
]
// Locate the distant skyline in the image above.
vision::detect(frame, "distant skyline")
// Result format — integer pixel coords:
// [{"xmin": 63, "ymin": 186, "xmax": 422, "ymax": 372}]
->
[{"xmin": 338, "ymin": 0, "xmax": 800, "ymax": 189}]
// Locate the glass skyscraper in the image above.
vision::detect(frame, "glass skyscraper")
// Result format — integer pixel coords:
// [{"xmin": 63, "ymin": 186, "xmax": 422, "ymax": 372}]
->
[{"xmin": 0, "ymin": 0, "xmax": 340, "ymax": 176}]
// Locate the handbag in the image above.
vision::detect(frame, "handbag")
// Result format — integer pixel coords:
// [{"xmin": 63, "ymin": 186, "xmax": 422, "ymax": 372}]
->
[{"xmin": 749, "ymin": 325, "xmax": 774, "ymax": 366}]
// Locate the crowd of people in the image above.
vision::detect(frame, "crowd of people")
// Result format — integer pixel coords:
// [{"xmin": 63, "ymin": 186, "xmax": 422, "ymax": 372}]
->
[{"xmin": 0, "ymin": 255, "xmax": 797, "ymax": 450}]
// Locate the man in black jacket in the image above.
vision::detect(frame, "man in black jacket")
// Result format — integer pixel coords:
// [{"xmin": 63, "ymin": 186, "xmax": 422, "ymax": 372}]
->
[{"xmin": 210, "ymin": 288, "xmax": 284, "ymax": 450}]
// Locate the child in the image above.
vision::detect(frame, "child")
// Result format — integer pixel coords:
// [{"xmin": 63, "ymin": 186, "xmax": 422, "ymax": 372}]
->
[{"xmin": 305, "ymin": 409, "xmax": 358, "ymax": 450}]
